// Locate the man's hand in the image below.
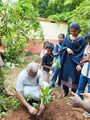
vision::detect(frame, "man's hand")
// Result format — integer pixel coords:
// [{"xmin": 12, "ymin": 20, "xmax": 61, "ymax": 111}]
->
[
  {"xmin": 16, "ymin": 91, "xmax": 38, "ymax": 115},
  {"xmin": 69, "ymin": 92, "xmax": 90, "ymax": 113},
  {"xmin": 67, "ymin": 48, "xmax": 74, "ymax": 55},
  {"xmin": 28, "ymin": 106, "xmax": 38, "ymax": 115},
  {"xmin": 37, "ymin": 102, "xmax": 45, "ymax": 115},
  {"xmin": 69, "ymin": 92, "xmax": 82, "ymax": 107},
  {"xmin": 76, "ymin": 65, "xmax": 82, "ymax": 71}
]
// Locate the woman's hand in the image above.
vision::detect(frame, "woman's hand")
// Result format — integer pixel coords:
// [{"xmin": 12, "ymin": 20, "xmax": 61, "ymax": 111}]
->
[
  {"xmin": 67, "ymin": 48, "xmax": 74, "ymax": 55},
  {"xmin": 80, "ymin": 57, "xmax": 90, "ymax": 65},
  {"xmin": 76, "ymin": 65, "xmax": 82, "ymax": 71}
]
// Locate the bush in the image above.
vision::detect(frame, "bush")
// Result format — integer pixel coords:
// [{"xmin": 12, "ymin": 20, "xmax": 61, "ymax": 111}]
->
[
  {"xmin": 0, "ymin": 0, "xmax": 43, "ymax": 63},
  {"xmin": 3, "ymin": 37, "xmax": 27, "ymax": 63},
  {"xmin": 0, "ymin": 68, "xmax": 21, "ymax": 118},
  {"xmin": 0, "ymin": 95, "xmax": 21, "ymax": 118},
  {"xmin": 0, "ymin": 68, "xmax": 5, "ymax": 94}
]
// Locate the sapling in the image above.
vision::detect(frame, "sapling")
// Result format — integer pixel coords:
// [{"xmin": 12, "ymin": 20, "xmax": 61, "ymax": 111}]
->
[
  {"xmin": 40, "ymin": 87, "xmax": 53, "ymax": 104},
  {"xmin": 52, "ymin": 58, "xmax": 61, "ymax": 69},
  {"xmin": 26, "ymin": 87, "xmax": 53, "ymax": 109}
]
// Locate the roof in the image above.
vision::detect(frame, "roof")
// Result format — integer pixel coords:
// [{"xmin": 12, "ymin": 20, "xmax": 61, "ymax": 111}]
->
[{"xmin": 37, "ymin": 18, "xmax": 68, "ymax": 24}]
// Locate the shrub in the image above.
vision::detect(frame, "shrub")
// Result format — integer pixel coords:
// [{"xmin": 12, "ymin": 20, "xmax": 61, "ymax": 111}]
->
[
  {"xmin": 3, "ymin": 37, "xmax": 27, "ymax": 63},
  {"xmin": 0, "ymin": 68, "xmax": 6, "ymax": 94},
  {"xmin": 0, "ymin": 95, "xmax": 21, "ymax": 117}
]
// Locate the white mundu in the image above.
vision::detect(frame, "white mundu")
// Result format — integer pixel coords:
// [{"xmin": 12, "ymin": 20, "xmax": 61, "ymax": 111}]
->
[{"xmin": 16, "ymin": 69, "xmax": 49, "ymax": 100}]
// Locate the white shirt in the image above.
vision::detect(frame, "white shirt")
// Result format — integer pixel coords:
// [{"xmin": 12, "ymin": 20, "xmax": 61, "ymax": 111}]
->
[
  {"xmin": 81, "ymin": 45, "xmax": 90, "ymax": 78},
  {"xmin": 16, "ymin": 69, "xmax": 43, "ymax": 100}
]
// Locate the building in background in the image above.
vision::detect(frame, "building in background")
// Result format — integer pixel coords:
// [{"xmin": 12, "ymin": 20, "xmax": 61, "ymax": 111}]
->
[{"xmin": 26, "ymin": 18, "xmax": 68, "ymax": 54}]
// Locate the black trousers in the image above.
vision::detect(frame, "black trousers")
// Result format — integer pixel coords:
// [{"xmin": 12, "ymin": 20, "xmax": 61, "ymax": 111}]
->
[{"xmin": 28, "ymin": 99, "xmax": 39, "ymax": 105}]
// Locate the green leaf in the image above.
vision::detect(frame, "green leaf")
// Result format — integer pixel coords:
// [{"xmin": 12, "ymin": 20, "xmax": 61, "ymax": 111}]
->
[
  {"xmin": 40, "ymin": 87, "xmax": 53, "ymax": 104},
  {"xmin": 32, "ymin": 103, "xmax": 39, "ymax": 109}
]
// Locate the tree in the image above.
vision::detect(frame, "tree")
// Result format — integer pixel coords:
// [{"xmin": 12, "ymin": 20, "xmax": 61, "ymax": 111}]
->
[
  {"xmin": 37, "ymin": 0, "xmax": 49, "ymax": 18},
  {"xmin": 48, "ymin": 0, "xmax": 90, "ymax": 34},
  {"xmin": 0, "ymin": 0, "xmax": 43, "ymax": 63},
  {"xmin": 69, "ymin": 0, "xmax": 90, "ymax": 34}
]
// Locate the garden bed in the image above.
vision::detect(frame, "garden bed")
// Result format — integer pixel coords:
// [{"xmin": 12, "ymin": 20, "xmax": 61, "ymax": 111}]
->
[{"xmin": 3, "ymin": 98, "xmax": 88, "ymax": 120}]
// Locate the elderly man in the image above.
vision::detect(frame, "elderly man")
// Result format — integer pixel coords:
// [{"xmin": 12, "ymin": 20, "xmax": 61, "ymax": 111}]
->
[{"xmin": 16, "ymin": 62, "xmax": 49, "ymax": 115}]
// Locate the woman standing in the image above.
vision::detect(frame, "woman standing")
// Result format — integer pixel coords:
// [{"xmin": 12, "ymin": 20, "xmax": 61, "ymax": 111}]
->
[{"xmin": 61, "ymin": 22, "xmax": 86, "ymax": 96}]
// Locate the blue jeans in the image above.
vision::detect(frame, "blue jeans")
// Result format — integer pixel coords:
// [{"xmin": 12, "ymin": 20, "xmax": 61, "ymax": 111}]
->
[
  {"xmin": 50, "ymin": 65, "xmax": 61, "ymax": 87},
  {"xmin": 78, "ymin": 74, "xmax": 90, "ymax": 99}
]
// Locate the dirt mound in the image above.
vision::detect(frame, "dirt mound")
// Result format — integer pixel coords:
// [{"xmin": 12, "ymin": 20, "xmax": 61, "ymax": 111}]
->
[
  {"xmin": 3, "ymin": 98, "xmax": 89, "ymax": 120},
  {"xmin": 39, "ymin": 99, "xmax": 85, "ymax": 120}
]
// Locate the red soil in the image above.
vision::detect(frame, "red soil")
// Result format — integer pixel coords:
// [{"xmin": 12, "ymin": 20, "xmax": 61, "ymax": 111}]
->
[{"xmin": 3, "ymin": 98, "xmax": 89, "ymax": 120}]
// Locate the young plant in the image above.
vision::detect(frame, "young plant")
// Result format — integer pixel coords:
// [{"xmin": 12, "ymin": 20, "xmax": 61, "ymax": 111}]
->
[
  {"xmin": 56, "ymin": 60, "xmax": 61, "ymax": 69},
  {"xmin": 26, "ymin": 87, "xmax": 53, "ymax": 110},
  {"xmin": 40, "ymin": 87, "xmax": 53, "ymax": 104},
  {"xmin": 52, "ymin": 59, "xmax": 61, "ymax": 69}
]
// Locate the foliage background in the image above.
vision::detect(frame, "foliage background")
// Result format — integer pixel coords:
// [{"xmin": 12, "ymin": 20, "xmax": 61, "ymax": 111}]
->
[
  {"xmin": 33, "ymin": 0, "xmax": 90, "ymax": 35},
  {"xmin": 0, "ymin": 0, "xmax": 43, "ymax": 63}
]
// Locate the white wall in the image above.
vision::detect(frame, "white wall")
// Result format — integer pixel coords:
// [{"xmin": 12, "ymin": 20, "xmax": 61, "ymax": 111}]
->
[{"xmin": 40, "ymin": 21, "xmax": 68, "ymax": 40}]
